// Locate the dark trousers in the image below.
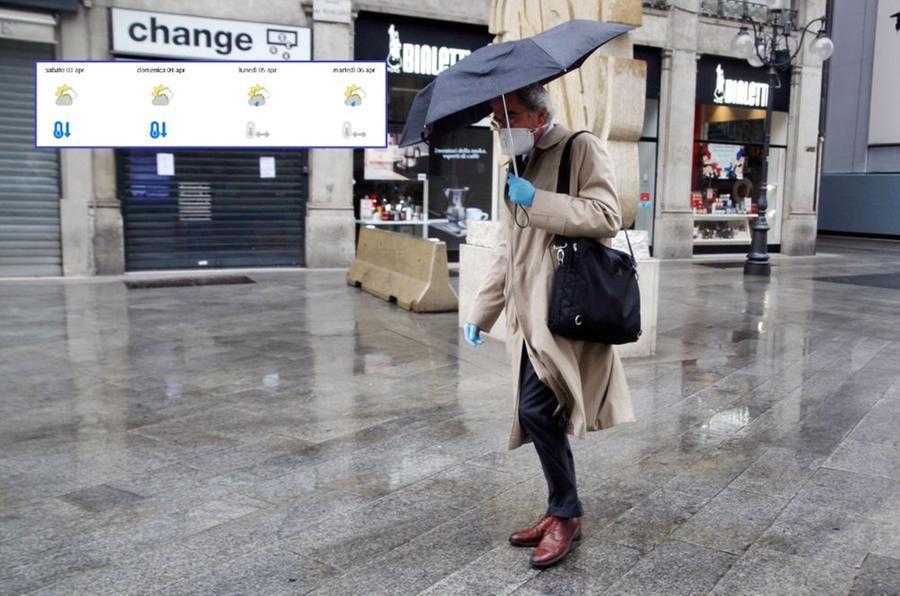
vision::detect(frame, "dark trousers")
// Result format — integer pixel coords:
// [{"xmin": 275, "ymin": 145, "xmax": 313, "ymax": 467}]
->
[{"xmin": 519, "ymin": 346, "xmax": 583, "ymax": 519}]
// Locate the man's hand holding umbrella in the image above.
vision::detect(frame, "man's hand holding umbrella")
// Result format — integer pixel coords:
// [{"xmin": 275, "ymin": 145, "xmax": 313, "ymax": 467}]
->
[{"xmin": 507, "ymin": 174, "xmax": 535, "ymax": 207}]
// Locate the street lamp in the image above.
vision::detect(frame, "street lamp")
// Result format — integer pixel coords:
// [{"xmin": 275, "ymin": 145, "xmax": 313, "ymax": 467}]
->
[{"xmin": 729, "ymin": 2, "xmax": 833, "ymax": 276}]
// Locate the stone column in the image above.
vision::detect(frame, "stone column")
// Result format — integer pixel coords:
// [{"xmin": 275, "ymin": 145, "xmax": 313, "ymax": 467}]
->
[
  {"xmin": 57, "ymin": 7, "xmax": 96, "ymax": 276},
  {"xmin": 86, "ymin": 7, "xmax": 124, "ymax": 274},
  {"xmin": 304, "ymin": 20, "xmax": 356, "ymax": 268},
  {"xmin": 780, "ymin": 0, "xmax": 827, "ymax": 256},
  {"xmin": 490, "ymin": 0, "xmax": 645, "ymax": 228},
  {"xmin": 57, "ymin": 6, "xmax": 125, "ymax": 276},
  {"xmin": 652, "ymin": 0, "xmax": 698, "ymax": 258}
]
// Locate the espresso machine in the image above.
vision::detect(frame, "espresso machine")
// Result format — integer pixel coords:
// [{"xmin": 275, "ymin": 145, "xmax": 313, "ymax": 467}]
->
[{"xmin": 444, "ymin": 187, "xmax": 469, "ymax": 228}]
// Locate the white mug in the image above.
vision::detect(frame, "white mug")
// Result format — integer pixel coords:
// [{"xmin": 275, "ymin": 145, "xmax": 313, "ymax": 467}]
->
[{"xmin": 466, "ymin": 208, "xmax": 488, "ymax": 222}]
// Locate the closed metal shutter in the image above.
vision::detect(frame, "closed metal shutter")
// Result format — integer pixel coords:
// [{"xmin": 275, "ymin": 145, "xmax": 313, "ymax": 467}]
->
[
  {"xmin": 118, "ymin": 149, "xmax": 307, "ymax": 270},
  {"xmin": 0, "ymin": 40, "xmax": 61, "ymax": 276}
]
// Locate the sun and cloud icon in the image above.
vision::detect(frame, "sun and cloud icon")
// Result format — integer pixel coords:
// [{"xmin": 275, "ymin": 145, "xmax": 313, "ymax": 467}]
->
[
  {"xmin": 344, "ymin": 84, "xmax": 365, "ymax": 107},
  {"xmin": 55, "ymin": 85, "xmax": 77, "ymax": 105},
  {"xmin": 151, "ymin": 85, "xmax": 174, "ymax": 106},
  {"xmin": 248, "ymin": 84, "xmax": 271, "ymax": 107}
]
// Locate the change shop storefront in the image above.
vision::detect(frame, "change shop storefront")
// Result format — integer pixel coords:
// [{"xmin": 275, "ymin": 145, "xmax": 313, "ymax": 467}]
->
[
  {"xmin": 353, "ymin": 11, "xmax": 494, "ymax": 262},
  {"xmin": 691, "ymin": 55, "xmax": 790, "ymax": 253},
  {"xmin": 110, "ymin": 8, "xmax": 312, "ymax": 270}
]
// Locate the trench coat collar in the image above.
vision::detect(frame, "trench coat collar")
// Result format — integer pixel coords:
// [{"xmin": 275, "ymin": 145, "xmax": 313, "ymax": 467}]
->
[{"xmin": 535, "ymin": 121, "xmax": 569, "ymax": 150}]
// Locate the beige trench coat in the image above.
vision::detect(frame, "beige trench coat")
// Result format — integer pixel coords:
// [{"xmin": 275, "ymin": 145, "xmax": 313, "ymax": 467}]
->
[{"xmin": 468, "ymin": 123, "xmax": 635, "ymax": 450}]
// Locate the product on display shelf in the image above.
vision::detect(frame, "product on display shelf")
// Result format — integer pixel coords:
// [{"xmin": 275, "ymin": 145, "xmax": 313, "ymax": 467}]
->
[{"xmin": 360, "ymin": 197, "xmax": 373, "ymax": 220}]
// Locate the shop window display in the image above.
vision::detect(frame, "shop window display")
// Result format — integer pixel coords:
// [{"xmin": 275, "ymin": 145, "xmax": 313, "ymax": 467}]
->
[
  {"xmin": 352, "ymin": 12, "xmax": 494, "ymax": 258},
  {"xmin": 691, "ymin": 104, "xmax": 786, "ymax": 248}
]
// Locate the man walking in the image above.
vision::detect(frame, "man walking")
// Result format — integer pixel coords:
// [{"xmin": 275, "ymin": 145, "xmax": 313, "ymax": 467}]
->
[{"xmin": 464, "ymin": 83, "xmax": 634, "ymax": 568}]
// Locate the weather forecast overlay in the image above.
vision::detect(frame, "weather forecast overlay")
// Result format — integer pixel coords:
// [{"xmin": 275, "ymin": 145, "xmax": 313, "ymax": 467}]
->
[{"xmin": 35, "ymin": 61, "xmax": 387, "ymax": 148}]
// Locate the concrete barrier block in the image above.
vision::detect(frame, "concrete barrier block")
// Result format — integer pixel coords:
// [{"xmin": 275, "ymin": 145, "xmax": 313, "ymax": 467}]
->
[{"xmin": 348, "ymin": 228, "xmax": 458, "ymax": 313}]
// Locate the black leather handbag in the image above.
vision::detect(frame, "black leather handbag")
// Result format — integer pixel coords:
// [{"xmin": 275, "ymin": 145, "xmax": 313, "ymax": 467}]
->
[{"xmin": 547, "ymin": 131, "xmax": 642, "ymax": 345}]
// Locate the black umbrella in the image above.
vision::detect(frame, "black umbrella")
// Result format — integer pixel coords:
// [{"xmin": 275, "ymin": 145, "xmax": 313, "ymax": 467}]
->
[
  {"xmin": 398, "ymin": 79, "xmax": 434, "ymax": 147},
  {"xmin": 399, "ymin": 19, "xmax": 634, "ymax": 147}
]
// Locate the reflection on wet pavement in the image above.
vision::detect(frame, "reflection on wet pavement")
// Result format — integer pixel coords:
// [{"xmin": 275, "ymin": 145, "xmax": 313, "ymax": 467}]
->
[{"xmin": 1, "ymin": 237, "xmax": 899, "ymax": 594}]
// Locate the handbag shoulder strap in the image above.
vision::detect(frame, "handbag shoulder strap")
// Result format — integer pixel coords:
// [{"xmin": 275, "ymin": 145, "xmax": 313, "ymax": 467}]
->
[
  {"xmin": 556, "ymin": 130, "xmax": 590, "ymax": 195},
  {"xmin": 555, "ymin": 130, "xmax": 635, "ymax": 263}
]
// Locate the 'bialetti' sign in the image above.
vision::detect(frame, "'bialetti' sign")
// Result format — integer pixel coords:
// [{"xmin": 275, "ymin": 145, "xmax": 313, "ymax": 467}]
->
[
  {"xmin": 385, "ymin": 24, "xmax": 471, "ymax": 76},
  {"xmin": 355, "ymin": 12, "xmax": 492, "ymax": 79},
  {"xmin": 111, "ymin": 8, "xmax": 311, "ymax": 61},
  {"xmin": 712, "ymin": 64, "xmax": 769, "ymax": 108},
  {"xmin": 697, "ymin": 56, "xmax": 790, "ymax": 112}
]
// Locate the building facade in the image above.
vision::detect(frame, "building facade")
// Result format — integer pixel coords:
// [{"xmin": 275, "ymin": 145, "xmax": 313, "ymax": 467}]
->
[
  {"xmin": 632, "ymin": 0, "xmax": 827, "ymax": 258},
  {"xmin": 0, "ymin": 0, "xmax": 829, "ymax": 277},
  {"xmin": 818, "ymin": 0, "xmax": 900, "ymax": 238}
]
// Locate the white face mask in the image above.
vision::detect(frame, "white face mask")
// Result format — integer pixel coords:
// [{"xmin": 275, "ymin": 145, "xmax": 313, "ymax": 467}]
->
[{"xmin": 499, "ymin": 125, "xmax": 542, "ymax": 157}]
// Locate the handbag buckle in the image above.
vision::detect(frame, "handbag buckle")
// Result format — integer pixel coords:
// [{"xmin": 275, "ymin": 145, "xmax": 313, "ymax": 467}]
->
[{"xmin": 553, "ymin": 242, "xmax": 568, "ymax": 265}]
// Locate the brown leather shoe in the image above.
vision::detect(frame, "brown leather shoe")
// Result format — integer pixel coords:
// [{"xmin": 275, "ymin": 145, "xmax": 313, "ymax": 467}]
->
[
  {"xmin": 509, "ymin": 513, "xmax": 554, "ymax": 547},
  {"xmin": 530, "ymin": 516, "xmax": 582, "ymax": 568}
]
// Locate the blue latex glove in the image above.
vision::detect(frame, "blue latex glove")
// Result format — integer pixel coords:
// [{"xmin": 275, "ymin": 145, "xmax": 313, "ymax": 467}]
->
[
  {"xmin": 464, "ymin": 322, "xmax": 484, "ymax": 347},
  {"xmin": 507, "ymin": 173, "xmax": 535, "ymax": 207}
]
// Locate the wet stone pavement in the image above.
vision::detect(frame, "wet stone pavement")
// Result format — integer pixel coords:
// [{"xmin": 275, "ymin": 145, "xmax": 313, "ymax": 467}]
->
[{"xmin": 2, "ymin": 237, "xmax": 900, "ymax": 595}]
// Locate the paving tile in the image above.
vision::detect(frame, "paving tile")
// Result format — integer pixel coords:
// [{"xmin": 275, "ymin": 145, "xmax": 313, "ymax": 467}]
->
[
  {"xmin": 793, "ymin": 467, "xmax": 900, "ymax": 519},
  {"xmin": 826, "ymin": 439, "xmax": 900, "ymax": 482},
  {"xmin": 178, "ymin": 434, "xmax": 319, "ymax": 476},
  {"xmin": 67, "ymin": 492, "xmax": 266, "ymax": 565},
  {"xmin": 30, "ymin": 540, "xmax": 222, "ymax": 596},
  {"xmin": 277, "ymin": 493, "xmax": 462, "ymax": 570},
  {"xmin": 321, "ymin": 448, "xmax": 464, "ymax": 499},
  {"xmin": 756, "ymin": 499, "xmax": 878, "ymax": 569},
  {"xmin": 729, "ymin": 446, "xmax": 827, "ymax": 498},
  {"xmin": 662, "ymin": 445, "xmax": 760, "ymax": 500},
  {"xmin": 307, "ymin": 503, "xmax": 519, "ymax": 595},
  {"xmin": 419, "ymin": 545, "xmax": 539, "ymax": 595},
  {"xmin": 157, "ymin": 546, "xmax": 339, "ymax": 596},
  {"xmin": 848, "ymin": 398, "xmax": 900, "ymax": 446},
  {"xmin": 848, "ymin": 554, "xmax": 900, "ymax": 596},
  {"xmin": 393, "ymin": 463, "xmax": 528, "ymax": 511},
  {"xmin": 0, "ymin": 496, "xmax": 87, "ymax": 547},
  {"xmin": 58, "ymin": 484, "xmax": 145, "ymax": 512},
  {"xmin": 711, "ymin": 546, "xmax": 856, "ymax": 596},
  {"xmin": 671, "ymin": 488, "xmax": 787, "ymax": 555},
  {"xmin": 604, "ymin": 539, "xmax": 736, "ymax": 596},
  {"xmin": 870, "ymin": 508, "xmax": 900, "ymax": 560},
  {"xmin": 177, "ymin": 489, "xmax": 368, "ymax": 563},
  {"xmin": 599, "ymin": 488, "xmax": 707, "ymax": 552},
  {"xmin": 512, "ymin": 539, "xmax": 642, "ymax": 595},
  {"xmin": 0, "ymin": 545, "xmax": 108, "ymax": 594}
]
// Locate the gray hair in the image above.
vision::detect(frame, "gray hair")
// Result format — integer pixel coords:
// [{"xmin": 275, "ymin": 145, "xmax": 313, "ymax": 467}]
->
[{"xmin": 514, "ymin": 83, "xmax": 555, "ymax": 123}]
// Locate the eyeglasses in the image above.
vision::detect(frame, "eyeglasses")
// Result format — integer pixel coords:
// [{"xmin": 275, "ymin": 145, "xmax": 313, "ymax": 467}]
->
[{"xmin": 489, "ymin": 112, "xmax": 527, "ymax": 131}]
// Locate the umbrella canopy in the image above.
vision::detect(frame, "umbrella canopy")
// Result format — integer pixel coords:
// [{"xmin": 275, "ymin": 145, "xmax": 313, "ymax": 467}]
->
[
  {"xmin": 399, "ymin": 20, "xmax": 634, "ymax": 147},
  {"xmin": 398, "ymin": 79, "xmax": 434, "ymax": 147}
]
